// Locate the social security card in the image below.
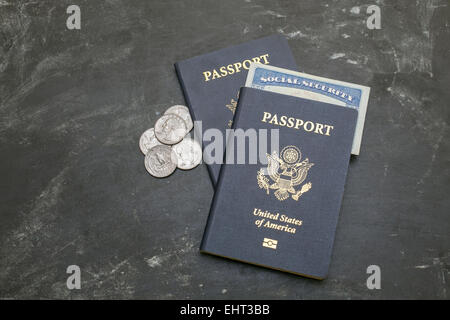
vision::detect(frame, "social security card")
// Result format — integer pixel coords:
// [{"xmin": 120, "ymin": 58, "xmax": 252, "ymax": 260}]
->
[{"xmin": 245, "ymin": 63, "xmax": 370, "ymax": 155}]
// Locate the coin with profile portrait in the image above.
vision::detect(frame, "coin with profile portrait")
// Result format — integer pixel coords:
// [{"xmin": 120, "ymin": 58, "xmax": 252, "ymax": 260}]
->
[
  {"xmin": 171, "ymin": 137, "xmax": 202, "ymax": 170},
  {"xmin": 164, "ymin": 105, "xmax": 193, "ymax": 132},
  {"xmin": 154, "ymin": 113, "xmax": 187, "ymax": 145}
]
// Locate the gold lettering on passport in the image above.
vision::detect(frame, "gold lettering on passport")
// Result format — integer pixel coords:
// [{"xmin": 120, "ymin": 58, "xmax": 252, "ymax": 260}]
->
[
  {"xmin": 226, "ymin": 91, "xmax": 239, "ymax": 127},
  {"xmin": 253, "ymin": 208, "xmax": 303, "ymax": 234},
  {"xmin": 202, "ymin": 54, "xmax": 270, "ymax": 81},
  {"xmin": 257, "ymin": 146, "xmax": 313, "ymax": 201},
  {"xmin": 261, "ymin": 111, "xmax": 334, "ymax": 136}
]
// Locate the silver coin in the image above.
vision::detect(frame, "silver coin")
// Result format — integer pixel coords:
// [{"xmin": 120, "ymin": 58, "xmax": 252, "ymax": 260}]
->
[
  {"xmin": 154, "ymin": 113, "xmax": 187, "ymax": 145},
  {"xmin": 171, "ymin": 137, "xmax": 202, "ymax": 170},
  {"xmin": 144, "ymin": 145, "xmax": 178, "ymax": 178},
  {"xmin": 164, "ymin": 105, "xmax": 193, "ymax": 132},
  {"xmin": 139, "ymin": 128, "xmax": 162, "ymax": 155}
]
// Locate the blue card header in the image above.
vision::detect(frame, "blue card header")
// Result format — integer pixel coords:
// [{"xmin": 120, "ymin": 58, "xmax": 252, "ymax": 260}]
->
[{"xmin": 253, "ymin": 67, "xmax": 362, "ymax": 108}]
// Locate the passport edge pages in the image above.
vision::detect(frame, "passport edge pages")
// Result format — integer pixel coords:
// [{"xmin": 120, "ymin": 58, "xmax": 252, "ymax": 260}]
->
[
  {"xmin": 200, "ymin": 87, "xmax": 358, "ymax": 279},
  {"xmin": 174, "ymin": 35, "xmax": 298, "ymax": 186}
]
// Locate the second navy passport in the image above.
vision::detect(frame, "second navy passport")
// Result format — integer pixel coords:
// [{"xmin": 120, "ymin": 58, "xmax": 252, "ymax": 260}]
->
[
  {"xmin": 175, "ymin": 35, "xmax": 298, "ymax": 186},
  {"xmin": 200, "ymin": 88, "xmax": 357, "ymax": 279}
]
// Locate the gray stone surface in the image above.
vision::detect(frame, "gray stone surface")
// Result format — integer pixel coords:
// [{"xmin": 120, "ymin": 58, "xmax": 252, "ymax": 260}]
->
[{"xmin": 0, "ymin": 0, "xmax": 448, "ymax": 299}]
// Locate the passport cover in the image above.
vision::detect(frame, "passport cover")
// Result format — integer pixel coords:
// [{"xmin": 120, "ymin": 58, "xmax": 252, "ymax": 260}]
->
[
  {"xmin": 175, "ymin": 35, "xmax": 298, "ymax": 186},
  {"xmin": 200, "ymin": 87, "xmax": 357, "ymax": 279}
]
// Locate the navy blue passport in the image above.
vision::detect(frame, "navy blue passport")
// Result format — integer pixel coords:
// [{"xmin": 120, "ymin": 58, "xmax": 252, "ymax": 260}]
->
[
  {"xmin": 175, "ymin": 35, "xmax": 298, "ymax": 186},
  {"xmin": 200, "ymin": 87, "xmax": 357, "ymax": 279}
]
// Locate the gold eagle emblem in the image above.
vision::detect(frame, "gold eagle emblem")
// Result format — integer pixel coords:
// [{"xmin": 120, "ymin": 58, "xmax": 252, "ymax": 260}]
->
[{"xmin": 257, "ymin": 146, "xmax": 314, "ymax": 201}]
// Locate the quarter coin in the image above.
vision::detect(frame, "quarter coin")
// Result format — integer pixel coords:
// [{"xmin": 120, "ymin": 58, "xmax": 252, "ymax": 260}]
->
[
  {"xmin": 139, "ymin": 128, "xmax": 162, "ymax": 155},
  {"xmin": 144, "ymin": 145, "xmax": 178, "ymax": 178},
  {"xmin": 164, "ymin": 105, "xmax": 193, "ymax": 132},
  {"xmin": 154, "ymin": 113, "xmax": 187, "ymax": 145},
  {"xmin": 171, "ymin": 137, "xmax": 202, "ymax": 170}
]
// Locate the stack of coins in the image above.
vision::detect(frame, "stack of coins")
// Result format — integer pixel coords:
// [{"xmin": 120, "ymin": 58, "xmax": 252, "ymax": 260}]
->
[{"xmin": 139, "ymin": 105, "xmax": 202, "ymax": 178}]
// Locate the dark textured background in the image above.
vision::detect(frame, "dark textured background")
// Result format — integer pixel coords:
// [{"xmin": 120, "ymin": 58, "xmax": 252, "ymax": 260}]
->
[{"xmin": 0, "ymin": 0, "xmax": 448, "ymax": 299}]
